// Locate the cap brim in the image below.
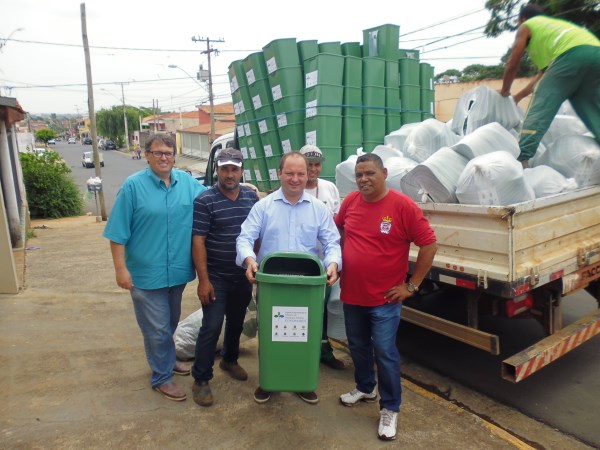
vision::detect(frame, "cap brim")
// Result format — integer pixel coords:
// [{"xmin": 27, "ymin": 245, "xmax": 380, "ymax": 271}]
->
[{"xmin": 217, "ymin": 160, "xmax": 243, "ymax": 167}]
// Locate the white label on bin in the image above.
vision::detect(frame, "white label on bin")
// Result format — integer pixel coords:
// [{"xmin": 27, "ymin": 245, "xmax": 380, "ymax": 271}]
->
[
  {"xmin": 237, "ymin": 101, "xmax": 245, "ymax": 114},
  {"xmin": 264, "ymin": 144, "xmax": 273, "ymax": 157},
  {"xmin": 305, "ymin": 70, "xmax": 318, "ymax": 89},
  {"xmin": 266, "ymin": 57, "xmax": 277, "ymax": 74},
  {"xmin": 243, "ymin": 169, "xmax": 252, "ymax": 180},
  {"xmin": 306, "ymin": 100, "xmax": 317, "ymax": 118},
  {"xmin": 272, "ymin": 85, "xmax": 282, "ymax": 101},
  {"xmin": 252, "ymin": 95, "xmax": 262, "ymax": 110},
  {"xmin": 241, "ymin": 147, "xmax": 249, "ymax": 159},
  {"xmin": 277, "ymin": 113, "xmax": 287, "ymax": 127},
  {"xmin": 246, "ymin": 68, "xmax": 256, "ymax": 85},
  {"xmin": 282, "ymin": 139, "xmax": 292, "ymax": 153},
  {"xmin": 272, "ymin": 306, "xmax": 309, "ymax": 342},
  {"xmin": 244, "ymin": 123, "xmax": 251, "ymax": 136},
  {"xmin": 306, "ymin": 130, "xmax": 317, "ymax": 146},
  {"xmin": 234, "ymin": 102, "xmax": 239, "ymax": 115},
  {"xmin": 269, "ymin": 168, "xmax": 278, "ymax": 181},
  {"xmin": 231, "ymin": 76, "xmax": 238, "ymax": 93},
  {"xmin": 259, "ymin": 120, "xmax": 268, "ymax": 134},
  {"xmin": 369, "ymin": 31, "xmax": 378, "ymax": 57},
  {"xmin": 237, "ymin": 124, "xmax": 245, "ymax": 137},
  {"xmin": 254, "ymin": 169, "xmax": 262, "ymax": 181},
  {"xmin": 249, "ymin": 147, "xmax": 257, "ymax": 159}
]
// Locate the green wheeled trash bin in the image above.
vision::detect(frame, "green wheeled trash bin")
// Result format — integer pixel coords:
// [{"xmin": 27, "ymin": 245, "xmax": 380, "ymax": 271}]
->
[{"xmin": 255, "ymin": 252, "xmax": 327, "ymax": 392}]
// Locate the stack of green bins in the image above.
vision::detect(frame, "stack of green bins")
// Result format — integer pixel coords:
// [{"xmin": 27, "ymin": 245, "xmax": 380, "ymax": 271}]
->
[
  {"xmin": 385, "ymin": 60, "xmax": 401, "ymax": 133},
  {"xmin": 420, "ymin": 62, "xmax": 435, "ymax": 120},
  {"xmin": 244, "ymin": 124, "xmax": 271, "ymax": 192},
  {"xmin": 245, "ymin": 51, "xmax": 283, "ymax": 189},
  {"xmin": 267, "ymin": 39, "xmax": 305, "ymax": 156},
  {"xmin": 342, "ymin": 55, "xmax": 362, "ymax": 160},
  {"xmin": 362, "ymin": 57, "xmax": 386, "ymax": 152},
  {"xmin": 362, "ymin": 24, "xmax": 400, "ymax": 61},
  {"xmin": 399, "ymin": 49, "xmax": 422, "ymax": 125},
  {"xmin": 303, "ymin": 53, "xmax": 345, "ymax": 181},
  {"xmin": 318, "ymin": 41, "xmax": 342, "ymax": 55}
]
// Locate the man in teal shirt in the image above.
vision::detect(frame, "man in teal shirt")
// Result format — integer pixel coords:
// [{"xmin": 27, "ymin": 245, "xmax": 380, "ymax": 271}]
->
[
  {"xmin": 500, "ymin": 4, "xmax": 600, "ymax": 165},
  {"xmin": 103, "ymin": 134, "xmax": 206, "ymax": 402}
]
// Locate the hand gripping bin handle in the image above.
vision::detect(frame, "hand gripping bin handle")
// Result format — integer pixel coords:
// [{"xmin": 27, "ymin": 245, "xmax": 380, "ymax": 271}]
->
[{"xmin": 255, "ymin": 252, "xmax": 327, "ymax": 392}]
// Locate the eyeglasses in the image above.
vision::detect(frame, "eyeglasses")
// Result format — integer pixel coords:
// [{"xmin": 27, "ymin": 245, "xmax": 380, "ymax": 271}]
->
[{"xmin": 148, "ymin": 151, "xmax": 175, "ymax": 158}]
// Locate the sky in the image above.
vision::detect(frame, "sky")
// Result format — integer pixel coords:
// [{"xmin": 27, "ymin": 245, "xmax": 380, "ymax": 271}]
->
[{"xmin": 0, "ymin": 0, "xmax": 517, "ymax": 115}]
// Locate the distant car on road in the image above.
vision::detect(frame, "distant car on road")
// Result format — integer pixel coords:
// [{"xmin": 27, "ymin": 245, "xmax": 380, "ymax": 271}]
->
[
  {"xmin": 68, "ymin": 137, "xmax": 77, "ymax": 144},
  {"xmin": 102, "ymin": 140, "xmax": 117, "ymax": 150},
  {"xmin": 47, "ymin": 139, "xmax": 56, "ymax": 145},
  {"xmin": 83, "ymin": 137, "xmax": 93, "ymax": 145},
  {"xmin": 82, "ymin": 151, "xmax": 104, "ymax": 168}
]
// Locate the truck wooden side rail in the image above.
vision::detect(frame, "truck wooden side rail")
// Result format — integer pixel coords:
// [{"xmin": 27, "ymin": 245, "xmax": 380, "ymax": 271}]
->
[{"xmin": 406, "ymin": 186, "xmax": 600, "ymax": 382}]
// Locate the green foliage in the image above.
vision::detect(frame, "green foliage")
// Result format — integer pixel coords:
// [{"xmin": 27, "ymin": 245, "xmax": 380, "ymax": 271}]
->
[
  {"xmin": 35, "ymin": 128, "xmax": 56, "ymax": 144},
  {"xmin": 20, "ymin": 151, "xmax": 83, "ymax": 219},
  {"xmin": 96, "ymin": 105, "xmax": 153, "ymax": 143},
  {"xmin": 485, "ymin": 0, "xmax": 600, "ymax": 38}
]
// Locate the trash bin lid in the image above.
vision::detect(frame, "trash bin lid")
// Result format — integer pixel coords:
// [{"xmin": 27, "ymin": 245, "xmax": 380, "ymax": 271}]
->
[{"xmin": 257, "ymin": 252, "xmax": 326, "ymax": 283}]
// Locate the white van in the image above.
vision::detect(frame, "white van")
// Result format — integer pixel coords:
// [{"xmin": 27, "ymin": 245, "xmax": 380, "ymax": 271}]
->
[
  {"xmin": 210, "ymin": 132, "xmax": 235, "ymax": 156},
  {"xmin": 82, "ymin": 151, "xmax": 104, "ymax": 168}
]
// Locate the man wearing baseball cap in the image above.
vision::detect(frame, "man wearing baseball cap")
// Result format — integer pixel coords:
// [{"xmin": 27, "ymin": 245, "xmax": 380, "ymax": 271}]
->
[
  {"xmin": 191, "ymin": 147, "xmax": 259, "ymax": 407},
  {"xmin": 299, "ymin": 144, "xmax": 344, "ymax": 370}
]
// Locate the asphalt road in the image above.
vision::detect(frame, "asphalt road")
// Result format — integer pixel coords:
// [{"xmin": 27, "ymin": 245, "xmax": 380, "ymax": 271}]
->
[{"xmin": 398, "ymin": 288, "xmax": 600, "ymax": 447}]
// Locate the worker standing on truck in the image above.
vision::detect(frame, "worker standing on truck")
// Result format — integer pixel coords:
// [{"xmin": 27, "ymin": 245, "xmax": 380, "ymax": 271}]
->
[
  {"xmin": 335, "ymin": 153, "xmax": 437, "ymax": 441},
  {"xmin": 299, "ymin": 144, "xmax": 345, "ymax": 371},
  {"xmin": 500, "ymin": 3, "xmax": 600, "ymax": 166},
  {"xmin": 236, "ymin": 151, "xmax": 342, "ymax": 405}
]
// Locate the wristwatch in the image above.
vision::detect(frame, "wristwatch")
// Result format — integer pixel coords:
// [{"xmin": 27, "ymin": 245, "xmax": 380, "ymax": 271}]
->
[{"xmin": 407, "ymin": 281, "xmax": 419, "ymax": 293}]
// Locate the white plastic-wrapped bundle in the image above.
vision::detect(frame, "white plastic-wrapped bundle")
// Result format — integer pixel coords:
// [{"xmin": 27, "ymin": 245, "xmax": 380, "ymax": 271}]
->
[
  {"xmin": 403, "ymin": 118, "xmax": 460, "ymax": 163},
  {"xmin": 326, "ymin": 280, "xmax": 346, "ymax": 340},
  {"xmin": 335, "ymin": 155, "xmax": 359, "ymax": 197},
  {"xmin": 384, "ymin": 123, "xmax": 420, "ymax": 151},
  {"xmin": 400, "ymin": 147, "xmax": 469, "ymax": 203},
  {"xmin": 535, "ymin": 134, "xmax": 600, "ymax": 187},
  {"xmin": 524, "ymin": 165, "xmax": 578, "ymax": 198},
  {"xmin": 385, "ymin": 156, "xmax": 419, "ymax": 192},
  {"xmin": 456, "ymin": 151, "xmax": 535, "ymax": 205},
  {"xmin": 530, "ymin": 142, "xmax": 547, "ymax": 167},
  {"xmin": 451, "ymin": 86, "xmax": 523, "ymax": 136},
  {"xmin": 451, "ymin": 122, "xmax": 520, "ymax": 160},
  {"xmin": 372, "ymin": 144, "xmax": 404, "ymax": 163},
  {"xmin": 541, "ymin": 115, "xmax": 590, "ymax": 149}
]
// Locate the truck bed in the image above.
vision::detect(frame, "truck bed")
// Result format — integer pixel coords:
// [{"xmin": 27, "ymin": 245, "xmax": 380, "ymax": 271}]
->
[{"xmin": 409, "ymin": 186, "xmax": 600, "ymax": 298}]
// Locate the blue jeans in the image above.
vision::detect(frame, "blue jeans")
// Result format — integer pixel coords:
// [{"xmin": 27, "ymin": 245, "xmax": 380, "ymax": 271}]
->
[
  {"xmin": 130, "ymin": 284, "xmax": 186, "ymax": 388},
  {"xmin": 192, "ymin": 275, "xmax": 252, "ymax": 383},
  {"xmin": 343, "ymin": 302, "xmax": 402, "ymax": 412}
]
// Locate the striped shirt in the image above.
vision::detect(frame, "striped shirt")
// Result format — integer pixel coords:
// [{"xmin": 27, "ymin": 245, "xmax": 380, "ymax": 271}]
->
[{"xmin": 193, "ymin": 185, "xmax": 259, "ymax": 281}]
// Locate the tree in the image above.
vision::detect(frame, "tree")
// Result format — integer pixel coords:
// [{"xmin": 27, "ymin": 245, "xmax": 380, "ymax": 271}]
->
[
  {"xmin": 484, "ymin": 0, "xmax": 600, "ymax": 38},
  {"xmin": 434, "ymin": 69, "xmax": 462, "ymax": 83},
  {"xmin": 96, "ymin": 105, "xmax": 153, "ymax": 143},
  {"xmin": 20, "ymin": 151, "xmax": 83, "ymax": 219},
  {"xmin": 35, "ymin": 129, "xmax": 56, "ymax": 145}
]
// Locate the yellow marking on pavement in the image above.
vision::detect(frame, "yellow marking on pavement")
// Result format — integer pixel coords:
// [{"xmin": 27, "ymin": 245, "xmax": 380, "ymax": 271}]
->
[{"xmin": 402, "ymin": 378, "xmax": 535, "ymax": 450}]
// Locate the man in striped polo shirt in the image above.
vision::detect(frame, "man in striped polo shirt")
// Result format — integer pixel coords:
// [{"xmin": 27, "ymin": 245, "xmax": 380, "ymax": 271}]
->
[{"xmin": 190, "ymin": 148, "xmax": 259, "ymax": 407}]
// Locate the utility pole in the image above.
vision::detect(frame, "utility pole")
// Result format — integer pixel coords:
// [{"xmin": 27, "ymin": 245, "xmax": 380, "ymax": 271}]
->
[
  {"xmin": 191, "ymin": 35, "xmax": 224, "ymax": 145},
  {"xmin": 120, "ymin": 83, "xmax": 130, "ymax": 152},
  {"xmin": 80, "ymin": 2, "xmax": 107, "ymax": 221}
]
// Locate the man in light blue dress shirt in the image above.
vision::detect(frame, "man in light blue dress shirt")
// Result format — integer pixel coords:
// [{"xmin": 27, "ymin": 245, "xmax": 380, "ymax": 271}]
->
[{"xmin": 236, "ymin": 151, "xmax": 342, "ymax": 405}]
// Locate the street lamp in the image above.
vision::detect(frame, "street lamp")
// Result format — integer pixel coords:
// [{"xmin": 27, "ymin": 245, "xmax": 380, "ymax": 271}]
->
[{"xmin": 168, "ymin": 64, "xmax": 214, "ymax": 143}]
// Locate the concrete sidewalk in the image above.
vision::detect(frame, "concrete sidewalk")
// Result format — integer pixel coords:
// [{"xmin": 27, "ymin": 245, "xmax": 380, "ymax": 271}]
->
[{"xmin": 0, "ymin": 217, "xmax": 591, "ymax": 449}]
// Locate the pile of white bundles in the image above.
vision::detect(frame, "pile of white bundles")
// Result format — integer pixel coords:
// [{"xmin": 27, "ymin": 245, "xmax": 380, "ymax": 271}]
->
[{"xmin": 335, "ymin": 87, "xmax": 592, "ymax": 206}]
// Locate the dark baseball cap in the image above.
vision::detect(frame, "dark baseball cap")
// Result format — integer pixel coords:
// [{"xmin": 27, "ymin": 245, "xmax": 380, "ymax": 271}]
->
[{"xmin": 217, "ymin": 148, "xmax": 243, "ymax": 167}]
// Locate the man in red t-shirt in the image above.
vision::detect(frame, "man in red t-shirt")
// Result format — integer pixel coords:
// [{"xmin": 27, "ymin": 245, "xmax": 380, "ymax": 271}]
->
[{"xmin": 334, "ymin": 153, "xmax": 437, "ymax": 441}]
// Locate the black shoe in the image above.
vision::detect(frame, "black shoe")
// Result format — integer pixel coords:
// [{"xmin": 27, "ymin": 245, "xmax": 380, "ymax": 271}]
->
[
  {"xmin": 219, "ymin": 360, "xmax": 248, "ymax": 381},
  {"xmin": 321, "ymin": 356, "xmax": 345, "ymax": 370},
  {"xmin": 254, "ymin": 386, "xmax": 271, "ymax": 404},
  {"xmin": 296, "ymin": 391, "xmax": 319, "ymax": 404},
  {"xmin": 192, "ymin": 381, "xmax": 213, "ymax": 407}
]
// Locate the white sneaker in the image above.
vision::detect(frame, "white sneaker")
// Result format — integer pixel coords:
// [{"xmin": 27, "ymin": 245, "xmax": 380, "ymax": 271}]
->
[
  {"xmin": 378, "ymin": 408, "xmax": 398, "ymax": 440},
  {"xmin": 339, "ymin": 388, "xmax": 377, "ymax": 406}
]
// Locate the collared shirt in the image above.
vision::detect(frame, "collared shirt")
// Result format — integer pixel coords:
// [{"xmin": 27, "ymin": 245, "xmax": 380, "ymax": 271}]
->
[
  {"xmin": 193, "ymin": 185, "xmax": 259, "ymax": 281},
  {"xmin": 103, "ymin": 167, "xmax": 206, "ymax": 289},
  {"xmin": 236, "ymin": 188, "xmax": 342, "ymax": 270}
]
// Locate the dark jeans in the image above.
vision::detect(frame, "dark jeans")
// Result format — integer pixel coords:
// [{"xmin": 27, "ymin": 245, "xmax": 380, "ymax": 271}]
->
[
  {"xmin": 192, "ymin": 274, "xmax": 252, "ymax": 383},
  {"xmin": 343, "ymin": 302, "xmax": 402, "ymax": 411}
]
